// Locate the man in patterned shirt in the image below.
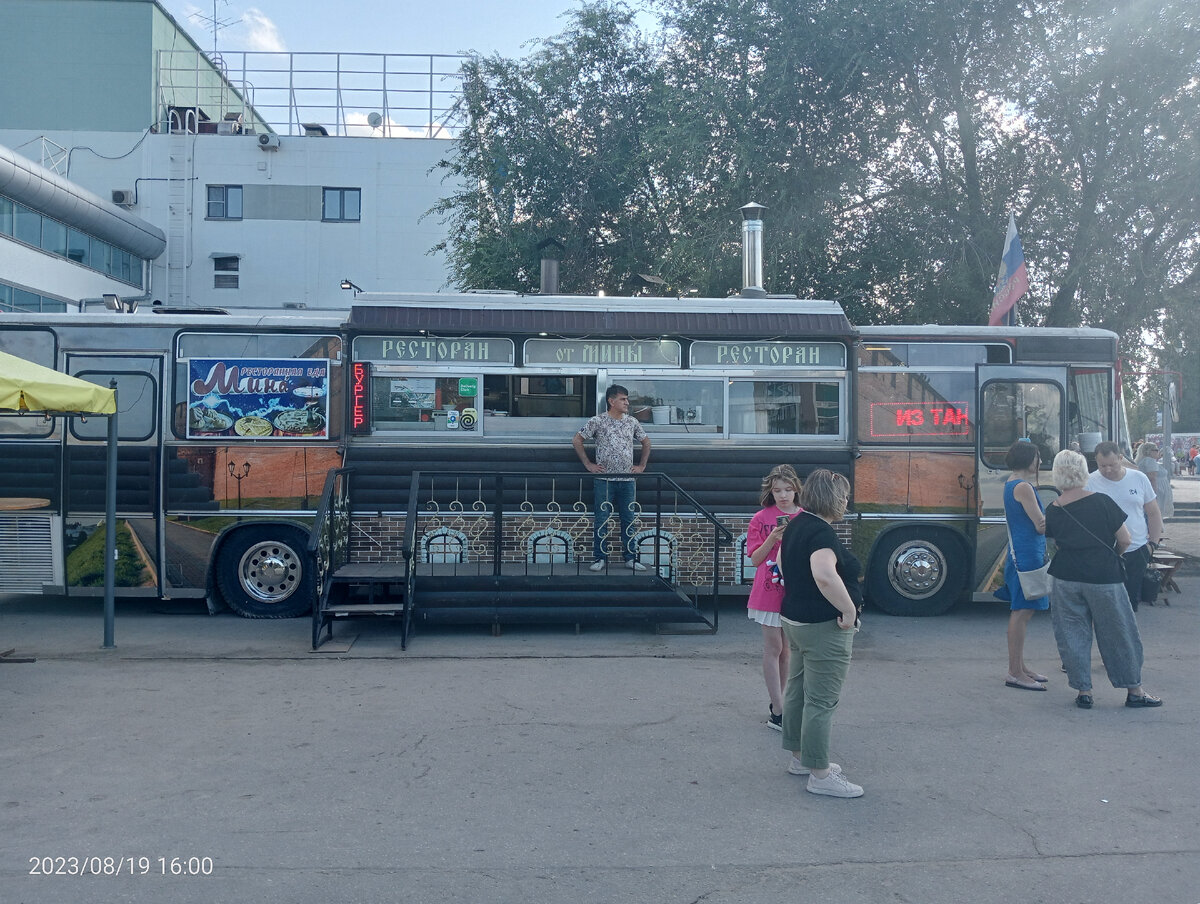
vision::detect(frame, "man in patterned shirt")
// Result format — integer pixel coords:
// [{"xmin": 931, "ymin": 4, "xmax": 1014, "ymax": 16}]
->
[{"xmin": 572, "ymin": 385, "xmax": 652, "ymax": 571}]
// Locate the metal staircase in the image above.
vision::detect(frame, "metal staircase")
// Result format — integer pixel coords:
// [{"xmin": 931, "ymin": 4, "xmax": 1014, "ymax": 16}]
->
[{"xmin": 310, "ymin": 468, "xmax": 729, "ymax": 650}]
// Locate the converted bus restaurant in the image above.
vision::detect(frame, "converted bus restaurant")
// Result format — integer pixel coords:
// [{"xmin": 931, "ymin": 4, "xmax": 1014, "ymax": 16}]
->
[{"xmin": 344, "ymin": 303, "xmax": 854, "ymax": 445}]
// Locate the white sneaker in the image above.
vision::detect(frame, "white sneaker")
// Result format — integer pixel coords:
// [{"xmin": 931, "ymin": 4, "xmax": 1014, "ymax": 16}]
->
[
  {"xmin": 787, "ymin": 756, "xmax": 841, "ymax": 776},
  {"xmin": 588, "ymin": 560, "xmax": 606, "ymax": 572},
  {"xmin": 625, "ymin": 560, "xmax": 647, "ymax": 571},
  {"xmin": 806, "ymin": 770, "xmax": 863, "ymax": 798}
]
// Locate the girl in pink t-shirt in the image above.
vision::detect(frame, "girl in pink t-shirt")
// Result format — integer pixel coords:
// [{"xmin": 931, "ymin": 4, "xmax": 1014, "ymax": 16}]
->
[{"xmin": 746, "ymin": 464, "xmax": 803, "ymax": 730}]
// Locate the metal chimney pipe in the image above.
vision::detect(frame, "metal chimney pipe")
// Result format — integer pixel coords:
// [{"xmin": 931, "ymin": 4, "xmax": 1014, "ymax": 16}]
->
[
  {"xmin": 740, "ymin": 201, "xmax": 767, "ymax": 298},
  {"xmin": 540, "ymin": 256, "xmax": 560, "ymax": 295}
]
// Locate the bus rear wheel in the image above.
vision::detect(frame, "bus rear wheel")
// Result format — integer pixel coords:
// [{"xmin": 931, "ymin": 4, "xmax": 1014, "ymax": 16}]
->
[
  {"xmin": 867, "ymin": 527, "xmax": 965, "ymax": 617},
  {"xmin": 215, "ymin": 526, "xmax": 314, "ymax": 619}
]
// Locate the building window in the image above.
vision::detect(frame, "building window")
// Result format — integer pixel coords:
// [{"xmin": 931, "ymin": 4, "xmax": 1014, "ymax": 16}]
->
[
  {"xmin": 322, "ymin": 187, "xmax": 360, "ymax": 222},
  {"xmin": 0, "ymin": 283, "xmax": 68, "ymax": 313},
  {"xmin": 207, "ymin": 185, "xmax": 243, "ymax": 219},
  {"xmin": 213, "ymin": 255, "xmax": 240, "ymax": 289},
  {"xmin": 0, "ymin": 194, "xmax": 144, "ymax": 288}
]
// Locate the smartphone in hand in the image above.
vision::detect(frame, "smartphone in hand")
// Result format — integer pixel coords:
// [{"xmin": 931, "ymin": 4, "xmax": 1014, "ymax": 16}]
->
[{"xmin": 776, "ymin": 515, "xmax": 791, "ymax": 529}]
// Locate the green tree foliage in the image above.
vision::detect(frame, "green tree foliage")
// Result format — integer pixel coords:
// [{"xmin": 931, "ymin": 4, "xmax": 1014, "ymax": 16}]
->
[{"xmin": 433, "ymin": 0, "xmax": 1199, "ymax": 383}]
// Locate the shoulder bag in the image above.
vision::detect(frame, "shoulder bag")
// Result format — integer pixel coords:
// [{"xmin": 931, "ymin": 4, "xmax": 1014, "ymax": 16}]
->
[
  {"xmin": 1004, "ymin": 481, "xmax": 1051, "ymax": 599},
  {"xmin": 1006, "ymin": 521, "xmax": 1051, "ymax": 599}
]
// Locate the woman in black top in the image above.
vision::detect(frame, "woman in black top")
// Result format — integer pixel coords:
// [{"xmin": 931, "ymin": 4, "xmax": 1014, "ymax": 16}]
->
[
  {"xmin": 1045, "ymin": 450, "xmax": 1162, "ymax": 709},
  {"xmin": 777, "ymin": 469, "xmax": 864, "ymax": 798}
]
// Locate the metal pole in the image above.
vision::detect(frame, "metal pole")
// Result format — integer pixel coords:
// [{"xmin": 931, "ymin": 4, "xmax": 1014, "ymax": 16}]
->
[{"xmin": 103, "ymin": 385, "xmax": 118, "ymax": 649}]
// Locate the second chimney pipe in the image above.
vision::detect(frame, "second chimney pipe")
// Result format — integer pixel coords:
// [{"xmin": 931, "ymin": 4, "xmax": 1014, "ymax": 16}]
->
[{"xmin": 740, "ymin": 201, "xmax": 767, "ymax": 298}]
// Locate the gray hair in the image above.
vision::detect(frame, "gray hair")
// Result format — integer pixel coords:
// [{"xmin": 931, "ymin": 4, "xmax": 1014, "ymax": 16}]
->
[{"xmin": 1052, "ymin": 449, "xmax": 1090, "ymax": 491}]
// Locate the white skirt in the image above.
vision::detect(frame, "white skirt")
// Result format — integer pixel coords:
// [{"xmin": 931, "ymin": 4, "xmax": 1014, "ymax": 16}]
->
[{"xmin": 747, "ymin": 607, "xmax": 783, "ymax": 628}]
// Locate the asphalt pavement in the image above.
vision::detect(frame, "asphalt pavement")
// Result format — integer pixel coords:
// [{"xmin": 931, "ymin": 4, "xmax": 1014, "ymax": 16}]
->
[{"xmin": 0, "ymin": 477, "xmax": 1196, "ymax": 904}]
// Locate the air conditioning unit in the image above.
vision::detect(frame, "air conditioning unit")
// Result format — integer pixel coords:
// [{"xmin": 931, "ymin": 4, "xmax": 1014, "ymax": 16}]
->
[
  {"xmin": 257, "ymin": 133, "xmax": 280, "ymax": 150},
  {"xmin": 111, "ymin": 189, "xmax": 135, "ymax": 207}
]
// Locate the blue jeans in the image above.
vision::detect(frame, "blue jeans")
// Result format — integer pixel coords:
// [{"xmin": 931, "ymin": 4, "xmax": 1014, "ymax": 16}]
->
[{"xmin": 593, "ymin": 479, "xmax": 637, "ymax": 562}]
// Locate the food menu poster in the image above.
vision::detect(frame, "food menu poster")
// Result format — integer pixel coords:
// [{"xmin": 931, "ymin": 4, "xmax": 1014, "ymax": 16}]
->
[{"xmin": 187, "ymin": 358, "xmax": 330, "ymax": 439}]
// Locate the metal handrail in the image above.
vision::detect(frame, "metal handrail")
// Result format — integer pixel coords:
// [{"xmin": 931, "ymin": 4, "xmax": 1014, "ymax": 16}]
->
[{"xmin": 405, "ymin": 469, "xmax": 730, "ymax": 629}]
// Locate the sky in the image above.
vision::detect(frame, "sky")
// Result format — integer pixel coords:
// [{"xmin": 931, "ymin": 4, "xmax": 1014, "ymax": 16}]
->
[{"xmin": 162, "ymin": 0, "xmax": 657, "ymax": 59}]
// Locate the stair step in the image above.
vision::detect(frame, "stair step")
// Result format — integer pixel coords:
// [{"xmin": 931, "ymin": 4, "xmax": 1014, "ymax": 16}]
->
[{"xmin": 325, "ymin": 602, "xmax": 406, "ymax": 616}]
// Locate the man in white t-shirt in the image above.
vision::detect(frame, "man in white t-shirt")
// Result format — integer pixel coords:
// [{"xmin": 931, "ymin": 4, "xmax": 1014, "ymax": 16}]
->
[{"xmin": 1087, "ymin": 441, "xmax": 1164, "ymax": 611}]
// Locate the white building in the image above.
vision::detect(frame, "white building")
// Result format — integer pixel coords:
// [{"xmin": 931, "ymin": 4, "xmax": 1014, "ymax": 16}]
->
[{"xmin": 0, "ymin": 0, "xmax": 463, "ymax": 311}]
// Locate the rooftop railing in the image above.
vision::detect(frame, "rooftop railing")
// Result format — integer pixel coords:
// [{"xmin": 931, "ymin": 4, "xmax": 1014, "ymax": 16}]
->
[{"xmin": 157, "ymin": 50, "xmax": 468, "ymax": 139}]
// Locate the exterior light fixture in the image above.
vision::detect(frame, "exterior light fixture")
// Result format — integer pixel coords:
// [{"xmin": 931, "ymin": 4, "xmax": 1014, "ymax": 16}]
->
[{"xmin": 340, "ymin": 279, "xmax": 364, "ymax": 295}]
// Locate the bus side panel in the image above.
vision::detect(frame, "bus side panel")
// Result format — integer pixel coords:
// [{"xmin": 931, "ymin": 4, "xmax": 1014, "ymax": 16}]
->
[
  {"xmin": 851, "ymin": 450, "xmax": 978, "ymax": 616},
  {"xmin": 853, "ymin": 450, "xmax": 978, "ymax": 514},
  {"xmin": 344, "ymin": 443, "xmax": 854, "ymax": 514},
  {"xmin": 0, "ymin": 442, "xmax": 63, "ymax": 594},
  {"xmin": 0, "ymin": 442, "xmax": 61, "ymax": 507}
]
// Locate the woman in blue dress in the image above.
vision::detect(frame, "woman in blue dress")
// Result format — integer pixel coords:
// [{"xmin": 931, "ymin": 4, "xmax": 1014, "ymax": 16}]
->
[{"xmin": 1002, "ymin": 439, "xmax": 1050, "ymax": 690}]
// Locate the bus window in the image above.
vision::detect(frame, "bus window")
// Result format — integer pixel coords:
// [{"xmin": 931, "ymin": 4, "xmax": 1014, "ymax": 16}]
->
[
  {"xmin": 617, "ymin": 379, "xmax": 724, "ymax": 432},
  {"xmin": 0, "ymin": 329, "xmax": 55, "ymax": 437},
  {"xmin": 981, "ymin": 380, "xmax": 1062, "ymax": 469},
  {"xmin": 1068, "ymin": 368, "xmax": 1111, "ymax": 449},
  {"xmin": 173, "ymin": 333, "xmax": 342, "ymax": 439},
  {"xmin": 70, "ymin": 369, "xmax": 157, "ymax": 442},
  {"xmin": 729, "ymin": 380, "xmax": 841, "ymax": 436},
  {"xmin": 857, "ymin": 371, "xmax": 976, "ymax": 444}
]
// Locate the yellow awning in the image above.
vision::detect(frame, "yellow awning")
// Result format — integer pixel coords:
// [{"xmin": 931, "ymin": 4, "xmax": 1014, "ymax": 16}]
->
[{"xmin": 0, "ymin": 350, "xmax": 117, "ymax": 414}]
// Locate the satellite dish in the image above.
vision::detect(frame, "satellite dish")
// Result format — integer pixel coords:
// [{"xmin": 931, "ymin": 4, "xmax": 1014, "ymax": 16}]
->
[{"xmin": 367, "ymin": 112, "xmax": 383, "ymax": 129}]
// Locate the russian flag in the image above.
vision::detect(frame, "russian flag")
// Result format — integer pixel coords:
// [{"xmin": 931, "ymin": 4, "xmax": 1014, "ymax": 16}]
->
[{"xmin": 988, "ymin": 212, "xmax": 1029, "ymax": 326}]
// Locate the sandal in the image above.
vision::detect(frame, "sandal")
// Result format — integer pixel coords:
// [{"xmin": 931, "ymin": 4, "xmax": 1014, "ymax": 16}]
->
[
  {"xmin": 1025, "ymin": 672, "xmax": 1049, "ymax": 683},
  {"xmin": 1125, "ymin": 692, "xmax": 1163, "ymax": 708},
  {"xmin": 1075, "ymin": 694, "xmax": 1093, "ymax": 709},
  {"xmin": 1005, "ymin": 676, "xmax": 1047, "ymax": 691}
]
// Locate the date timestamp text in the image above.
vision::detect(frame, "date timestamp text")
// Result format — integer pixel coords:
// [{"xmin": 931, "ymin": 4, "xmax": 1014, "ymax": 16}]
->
[{"xmin": 29, "ymin": 856, "xmax": 214, "ymax": 877}]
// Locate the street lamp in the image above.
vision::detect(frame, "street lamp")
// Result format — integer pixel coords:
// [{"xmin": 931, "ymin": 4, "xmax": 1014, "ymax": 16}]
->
[{"xmin": 340, "ymin": 279, "xmax": 363, "ymax": 295}]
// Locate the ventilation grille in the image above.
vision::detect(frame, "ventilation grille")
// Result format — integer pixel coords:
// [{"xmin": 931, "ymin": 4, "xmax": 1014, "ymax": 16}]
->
[{"xmin": 0, "ymin": 515, "xmax": 56, "ymax": 592}]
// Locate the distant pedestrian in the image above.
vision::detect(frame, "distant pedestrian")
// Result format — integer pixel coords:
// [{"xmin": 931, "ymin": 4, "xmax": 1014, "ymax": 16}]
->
[
  {"xmin": 777, "ymin": 469, "xmax": 865, "ymax": 798},
  {"xmin": 1045, "ymin": 449, "xmax": 1162, "ymax": 709},
  {"xmin": 745, "ymin": 464, "xmax": 803, "ymax": 730}
]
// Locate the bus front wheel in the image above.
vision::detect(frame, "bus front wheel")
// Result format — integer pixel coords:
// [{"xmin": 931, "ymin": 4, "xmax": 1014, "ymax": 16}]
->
[
  {"xmin": 215, "ymin": 526, "xmax": 314, "ymax": 619},
  {"xmin": 866, "ymin": 527, "xmax": 965, "ymax": 617}
]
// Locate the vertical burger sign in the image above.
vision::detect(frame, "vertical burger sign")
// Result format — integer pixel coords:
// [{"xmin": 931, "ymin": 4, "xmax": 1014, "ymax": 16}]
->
[{"xmin": 187, "ymin": 358, "xmax": 330, "ymax": 439}]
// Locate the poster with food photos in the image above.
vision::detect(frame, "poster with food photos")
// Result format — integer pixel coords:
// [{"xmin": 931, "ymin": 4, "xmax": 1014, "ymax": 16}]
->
[{"xmin": 187, "ymin": 358, "xmax": 329, "ymax": 439}]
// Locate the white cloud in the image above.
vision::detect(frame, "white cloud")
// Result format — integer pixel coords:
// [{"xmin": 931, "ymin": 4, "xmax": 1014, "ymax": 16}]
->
[{"xmin": 238, "ymin": 7, "xmax": 287, "ymax": 53}]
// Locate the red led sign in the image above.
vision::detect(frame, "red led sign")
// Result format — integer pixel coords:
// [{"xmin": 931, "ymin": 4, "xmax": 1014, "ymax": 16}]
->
[
  {"xmin": 869, "ymin": 401, "xmax": 970, "ymax": 437},
  {"xmin": 350, "ymin": 361, "xmax": 371, "ymax": 434}
]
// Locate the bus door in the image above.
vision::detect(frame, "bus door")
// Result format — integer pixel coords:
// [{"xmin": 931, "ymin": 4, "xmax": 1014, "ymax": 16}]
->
[
  {"xmin": 976, "ymin": 364, "xmax": 1068, "ymax": 520},
  {"xmin": 64, "ymin": 353, "xmax": 165, "ymax": 596}
]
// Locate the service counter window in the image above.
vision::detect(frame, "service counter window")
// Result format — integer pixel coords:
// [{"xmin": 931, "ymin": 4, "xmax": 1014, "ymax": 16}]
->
[
  {"xmin": 482, "ymin": 374, "xmax": 599, "ymax": 436},
  {"xmin": 371, "ymin": 375, "xmax": 482, "ymax": 433},
  {"xmin": 616, "ymin": 379, "xmax": 724, "ymax": 433},
  {"xmin": 729, "ymin": 380, "xmax": 842, "ymax": 437}
]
